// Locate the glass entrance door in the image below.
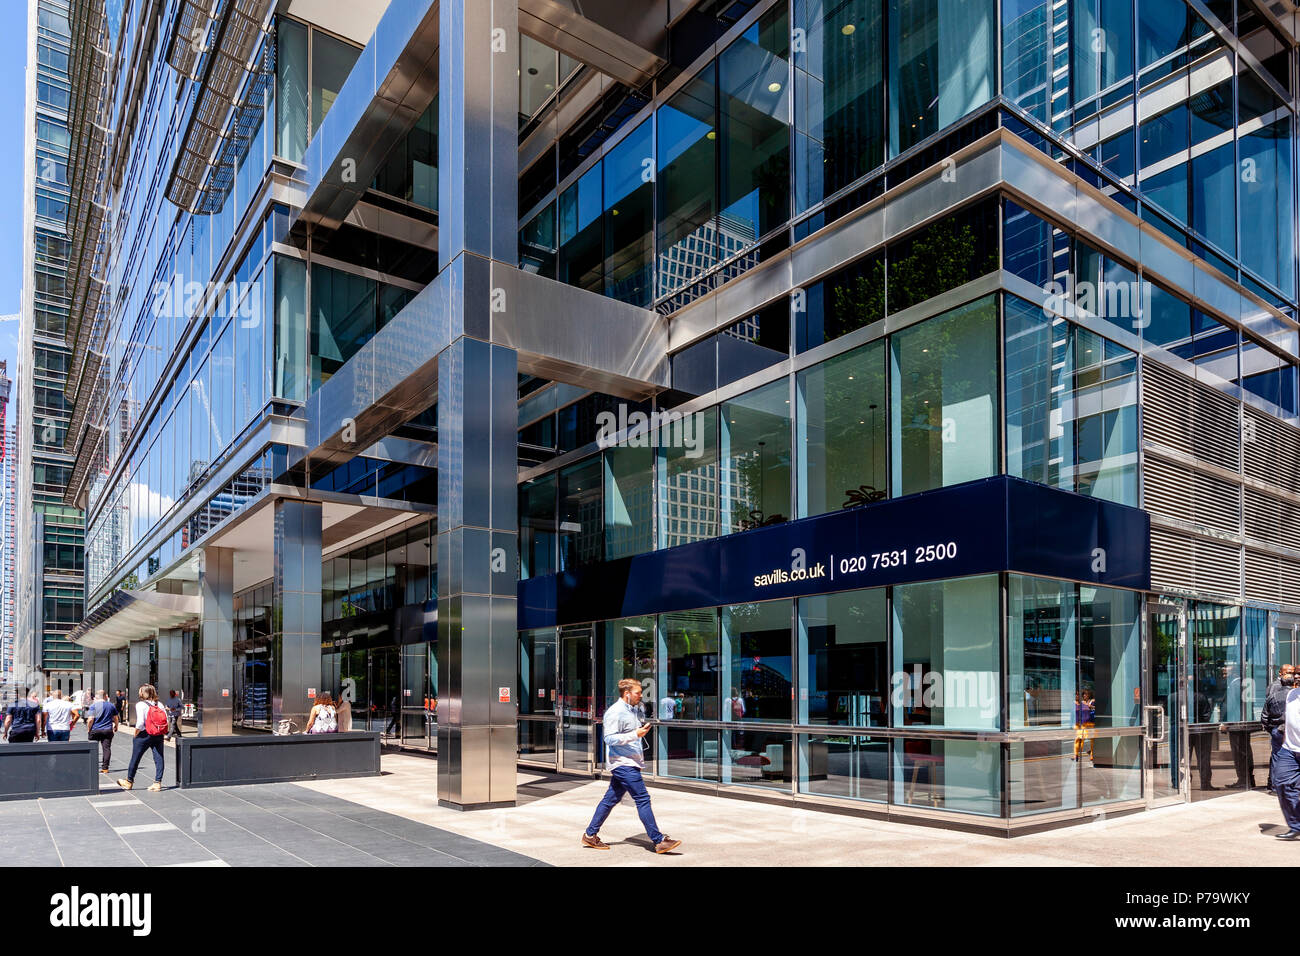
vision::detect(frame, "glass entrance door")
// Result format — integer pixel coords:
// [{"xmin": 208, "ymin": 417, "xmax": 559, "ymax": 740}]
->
[
  {"xmin": 559, "ymin": 626, "xmax": 594, "ymax": 773},
  {"xmin": 371, "ymin": 646, "xmax": 401, "ymax": 739},
  {"xmin": 1146, "ymin": 605, "xmax": 1188, "ymax": 806}
]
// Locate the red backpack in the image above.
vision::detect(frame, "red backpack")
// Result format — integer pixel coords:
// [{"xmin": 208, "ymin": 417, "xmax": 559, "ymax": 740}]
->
[{"xmin": 144, "ymin": 701, "xmax": 169, "ymax": 736}]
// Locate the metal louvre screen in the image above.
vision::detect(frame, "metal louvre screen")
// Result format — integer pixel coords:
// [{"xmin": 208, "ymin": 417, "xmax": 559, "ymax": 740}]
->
[
  {"xmin": 1150, "ymin": 525, "xmax": 1242, "ymax": 599},
  {"xmin": 1244, "ymin": 407, "xmax": 1300, "ymax": 496},
  {"xmin": 1192, "ymin": 535, "xmax": 1243, "ymax": 598},
  {"xmin": 1245, "ymin": 488, "xmax": 1300, "ymax": 553},
  {"xmin": 1143, "ymin": 455, "xmax": 1241, "ymax": 535},
  {"xmin": 1151, "ymin": 526, "xmax": 1195, "ymax": 594},
  {"xmin": 1142, "ymin": 360, "xmax": 1241, "ymax": 471},
  {"xmin": 1143, "ymin": 456, "xmax": 1193, "ymax": 523},
  {"xmin": 1246, "ymin": 549, "xmax": 1282, "ymax": 605}
]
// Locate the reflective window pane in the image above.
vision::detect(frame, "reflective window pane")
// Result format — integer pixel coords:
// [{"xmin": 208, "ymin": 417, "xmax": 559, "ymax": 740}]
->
[
  {"xmin": 657, "ymin": 406, "xmax": 720, "ymax": 548},
  {"xmin": 800, "ymin": 734, "xmax": 888, "ymax": 802},
  {"xmin": 661, "ymin": 608, "xmax": 720, "ymax": 721},
  {"xmin": 721, "ymin": 600, "xmax": 792, "ymax": 723},
  {"xmin": 603, "ymin": 442, "xmax": 654, "ymax": 560},
  {"xmin": 888, "ymin": 0, "xmax": 995, "ymax": 156},
  {"xmin": 890, "ymin": 296, "xmax": 997, "ymax": 497},
  {"xmin": 799, "ymin": 588, "xmax": 887, "ymax": 726},
  {"xmin": 797, "ymin": 338, "xmax": 886, "ymax": 517},
  {"xmin": 722, "ymin": 730, "xmax": 792, "ymax": 789},
  {"xmin": 721, "ymin": 379, "xmax": 792, "ymax": 532},
  {"xmin": 718, "ymin": 6, "xmax": 790, "ymax": 240},
  {"xmin": 657, "ymin": 65, "xmax": 718, "ymax": 299},
  {"xmin": 892, "ymin": 575, "xmax": 1000, "ymax": 730},
  {"xmin": 604, "ymin": 120, "xmax": 654, "ymax": 306},
  {"xmin": 793, "ymin": 0, "xmax": 884, "ymax": 211},
  {"xmin": 892, "ymin": 738, "xmax": 1000, "ymax": 815},
  {"xmin": 1009, "ymin": 575, "xmax": 1076, "ymax": 730}
]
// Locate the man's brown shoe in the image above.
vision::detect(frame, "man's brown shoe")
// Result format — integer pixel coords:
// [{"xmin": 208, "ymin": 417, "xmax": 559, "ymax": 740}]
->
[
  {"xmin": 654, "ymin": 837, "xmax": 682, "ymax": 854},
  {"xmin": 581, "ymin": 833, "xmax": 609, "ymax": 850},
  {"xmin": 116, "ymin": 779, "xmax": 132, "ymax": 791}
]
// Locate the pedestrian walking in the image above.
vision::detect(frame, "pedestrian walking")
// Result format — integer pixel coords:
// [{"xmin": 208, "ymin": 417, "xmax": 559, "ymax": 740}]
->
[
  {"xmin": 117, "ymin": 685, "xmax": 169, "ymax": 792},
  {"xmin": 165, "ymin": 690, "xmax": 184, "ymax": 740},
  {"xmin": 85, "ymin": 690, "xmax": 120, "ymax": 773},
  {"xmin": 1271, "ymin": 673, "xmax": 1300, "ymax": 839},
  {"xmin": 1262, "ymin": 665, "xmax": 1294, "ymax": 794},
  {"xmin": 3, "ymin": 691, "xmax": 44, "ymax": 743},
  {"xmin": 43, "ymin": 691, "xmax": 77, "ymax": 742},
  {"xmin": 581, "ymin": 678, "xmax": 681, "ymax": 854},
  {"xmin": 305, "ymin": 693, "xmax": 338, "ymax": 734},
  {"xmin": 114, "ymin": 690, "xmax": 127, "ymax": 722}
]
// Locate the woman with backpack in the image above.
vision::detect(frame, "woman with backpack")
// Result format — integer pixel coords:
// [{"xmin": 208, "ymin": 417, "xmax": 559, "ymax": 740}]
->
[{"xmin": 118, "ymin": 684, "xmax": 169, "ymax": 791}]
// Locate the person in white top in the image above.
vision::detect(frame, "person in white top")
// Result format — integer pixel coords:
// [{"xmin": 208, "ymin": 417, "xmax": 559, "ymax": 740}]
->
[
  {"xmin": 1272, "ymin": 684, "xmax": 1300, "ymax": 839},
  {"xmin": 42, "ymin": 691, "xmax": 76, "ymax": 742},
  {"xmin": 117, "ymin": 684, "xmax": 168, "ymax": 792},
  {"xmin": 580, "ymin": 678, "xmax": 681, "ymax": 855},
  {"xmin": 305, "ymin": 692, "xmax": 339, "ymax": 734}
]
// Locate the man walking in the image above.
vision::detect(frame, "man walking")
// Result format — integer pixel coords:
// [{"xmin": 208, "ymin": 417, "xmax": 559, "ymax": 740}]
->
[
  {"xmin": 115, "ymin": 689, "xmax": 127, "ymax": 722},
  {"xmin": 165, "ymin": 690, "xmax": 184, "ymax": 741},
  {"xmin": 581, "ymin": 678, "xmax": 681, "ymax": 854},
  {"xmin": 1271, "ymin": 670, "xmax": 1300, "ymax": 839},
  {"xmin": 1262, "ymin": 664, "xmax": 1294, "ymax": 794},
  {"xmin": 3, "ymin": 691, "xmax": 45, "ymax": 743},
  {"xmin": 43, "ymin": 690, "xmax": 76, "ymax": 742},
  {"xmin": 85, "ymin": 690, "xmax": 120, "ymax": 773}
]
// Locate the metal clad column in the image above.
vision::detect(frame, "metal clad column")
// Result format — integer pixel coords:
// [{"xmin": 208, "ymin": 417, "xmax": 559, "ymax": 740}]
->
[
  {"xmin": 273, "ymin": 499, "xmax": 323, "ymax": 734},
  {"xmin": 128, "ymin": 639, "xmax": 151, "ymax": 710},
  {"xmin": 197, "ymin": 546, "xmax": 234, "ymax": 736},
  {"xmin": 155, "ymin": 629, "xmax": 183, "ymax": 711},
  {"xmin": 437, "ymin": 0, "xmax": 519, "ymax": 812},
  {"xmin": 107, "ymin": 648, "xmax": 127, "ymax": 705}
]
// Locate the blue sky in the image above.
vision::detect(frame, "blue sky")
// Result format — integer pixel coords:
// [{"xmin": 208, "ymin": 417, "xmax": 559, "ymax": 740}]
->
[{"xmin": 0, "ymin": 2, "xmax": 26, "ymax": 390}]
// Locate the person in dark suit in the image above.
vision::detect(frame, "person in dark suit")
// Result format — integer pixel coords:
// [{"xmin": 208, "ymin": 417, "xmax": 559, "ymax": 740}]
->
[{"xmin": 1263, "ymin": 665, "xmax": 1295, "ymax": 794}]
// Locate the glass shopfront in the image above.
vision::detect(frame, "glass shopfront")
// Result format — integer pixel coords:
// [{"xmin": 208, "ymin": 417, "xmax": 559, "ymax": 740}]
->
[{"xmin": 517, "ymin": 572, "xmax": 1153, "ymax": 823}]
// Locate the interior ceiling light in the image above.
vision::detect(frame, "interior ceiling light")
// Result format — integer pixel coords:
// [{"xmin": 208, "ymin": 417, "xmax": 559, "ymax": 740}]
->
[
  {"xmin": 842, "ymin": 23, "xmax": 856, "ymax": 35},
  {"xmin": 768, "ymin": 81, "xmax": 782, "ymax": 92}
]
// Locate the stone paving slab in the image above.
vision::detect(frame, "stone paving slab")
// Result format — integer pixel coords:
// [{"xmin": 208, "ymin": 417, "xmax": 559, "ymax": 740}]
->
[
  {"xmin": 0, "ymin": 727, "xmax": 544, "ymax": 868},
  {"xmin": 298, "ymin": 752, "xmax": 1300, "ymax": 867}
]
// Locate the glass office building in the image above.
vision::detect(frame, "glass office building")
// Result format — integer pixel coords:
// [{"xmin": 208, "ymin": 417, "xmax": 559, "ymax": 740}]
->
[
  {"xmin": 16, "ymin": 0, "xmax": 87, "ymax": 689},
  {"xmin": 55, "ymin": 0, "xmax": 1300, "ymax": 831}
]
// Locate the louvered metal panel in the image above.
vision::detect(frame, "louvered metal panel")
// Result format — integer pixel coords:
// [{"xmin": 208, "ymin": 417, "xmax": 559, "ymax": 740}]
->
[
  {"xmin": 1151, "ymin": 526, "xmax": 1196, "ymax": 593},
  {"xmin": 1283, "ymin": 559, "xmax": 1300, "ymax": 608},
  {"xmin": 1142, "ymin": 360, "xmax": 1241, "ymax": 471},
  {"xmin": 1142, "ymin": 361, "xmax": 1197, "ymax": 457},
  {"xmin": 1193, "ymin": 535, "xmax": 1242, "ymax": 597},
  {"xmin": 1194, "ymin": 469, "xmax": 1242, "ymax": 535},
  {"xmin": 1143, "ymin": 456, "xmax": 1194, "ymax": 522},
  {"xmin": 1244, "ymin": 488, "xmax": 1300, "ymax": 553},
  {"xmin": 1192, "ymin": 380, "xmax": 1243, "ymax": 472},
  {"xmin": 1243, "ymin": 407, "xmax": 1300, "ymax": 496},
  {"xmin": 1245, "ymin": 549, "xmax": 1283, "ymax": 605},
  {"xmin": 1144, "ymin": 455, "xmax": 1241, "ymax": 535}
]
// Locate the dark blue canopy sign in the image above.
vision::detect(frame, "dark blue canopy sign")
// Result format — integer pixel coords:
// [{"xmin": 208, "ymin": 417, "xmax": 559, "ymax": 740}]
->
[{"xmin": 518, "ymin": 476, "xmax": 1150, "ymax": 629}]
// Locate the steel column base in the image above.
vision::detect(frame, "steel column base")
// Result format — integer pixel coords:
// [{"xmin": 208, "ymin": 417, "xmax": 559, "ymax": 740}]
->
[{"xmin": 437, "ymin": 799, "xmax": 517, "ymax": 812}]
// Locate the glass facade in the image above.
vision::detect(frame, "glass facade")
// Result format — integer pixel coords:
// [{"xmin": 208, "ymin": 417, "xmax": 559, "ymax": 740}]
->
[{"xmin": 49, "ymin": 0, "xmax": 1300, "ymax": 837}]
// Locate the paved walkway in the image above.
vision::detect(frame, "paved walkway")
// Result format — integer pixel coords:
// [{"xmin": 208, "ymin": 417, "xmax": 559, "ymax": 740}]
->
[
  {"xmin": 0, "ymin": 728, "xmax": 542, "ymax": 867},
  {"xmin": 300, "ymin": 753, "xmax": 1300, "ymax": 867},
  {"xmin": 6, "ymin": 727, "xmax": 1298, "ymax": 866}
]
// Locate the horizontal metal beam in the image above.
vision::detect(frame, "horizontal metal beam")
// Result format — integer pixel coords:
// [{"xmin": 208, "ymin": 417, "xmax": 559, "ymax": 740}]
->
[
  {"xmin": 519, "ymin": 0, "xmax": 666, "ymax": 88},
  {"xmin": 289, "ymin": 253, "xmax": 668, "ymax": 473}
]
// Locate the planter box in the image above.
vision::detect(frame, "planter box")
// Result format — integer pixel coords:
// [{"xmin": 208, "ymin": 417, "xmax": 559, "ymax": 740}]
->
[
  {"xmin": 175, "ymin": 732, "xmax": 382, "ymax": 788},
  {"xmin": 0, "ymin": 742, "xmax": 99, "ymax": 800}
]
